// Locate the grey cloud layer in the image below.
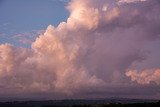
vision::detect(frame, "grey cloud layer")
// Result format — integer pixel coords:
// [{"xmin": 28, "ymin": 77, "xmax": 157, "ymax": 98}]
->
[{"xmin": 0, "ymin": 0, "xmax": 160, "ymax": 99}]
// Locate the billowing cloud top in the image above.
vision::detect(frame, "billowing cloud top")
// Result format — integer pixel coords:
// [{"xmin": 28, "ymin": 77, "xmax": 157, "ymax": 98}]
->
[{"xmin": 0, "ymin": 0, "xmax": 160, "ymax": 100}]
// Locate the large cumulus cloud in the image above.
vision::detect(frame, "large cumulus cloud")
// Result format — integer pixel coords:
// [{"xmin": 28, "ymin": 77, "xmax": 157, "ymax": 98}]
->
[{"xmin": 0, "ymin": 0, "xmax": 160, "ymax": 99}]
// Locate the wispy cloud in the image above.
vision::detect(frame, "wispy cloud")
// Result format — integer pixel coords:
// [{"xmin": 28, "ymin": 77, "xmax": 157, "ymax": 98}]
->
[
  {"xmin": 12, "ymin": 30, "xmax": 45, "ymax": 45},
  {"xmin": 50, "ymin": 0, "xmax": 70, "ymax": 3}
]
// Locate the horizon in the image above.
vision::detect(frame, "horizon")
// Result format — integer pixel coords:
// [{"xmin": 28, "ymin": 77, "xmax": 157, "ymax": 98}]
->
[{"xmin": 0, "ymin": 97, "xmax": 159, "ymax": 102}]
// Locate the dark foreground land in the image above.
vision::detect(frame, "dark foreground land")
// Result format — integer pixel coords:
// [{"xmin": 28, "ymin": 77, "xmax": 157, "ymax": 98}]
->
[{"xmin": 0, "ymin": 98, "xmax": 159, "ymax": 107}]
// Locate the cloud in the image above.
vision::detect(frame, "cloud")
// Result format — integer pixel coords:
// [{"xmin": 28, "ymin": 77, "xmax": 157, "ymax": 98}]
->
[
  {"xmin": 126, "ymin": 69, "xmax": 160, "ymax": 85},
  {"xmin": 118, "ymin": 0, "xmax": 147, "ymax": 4},
  {"xmin": 12, "ymin": 30, "xmax": 45, "ymax": 45},
  {"xmin": 50, "ymin": 0, "xmax": 70, "ymax": 3},
  {"xmin": 0, "ymin": 0, "xmax": 160, "ymax": 99}
]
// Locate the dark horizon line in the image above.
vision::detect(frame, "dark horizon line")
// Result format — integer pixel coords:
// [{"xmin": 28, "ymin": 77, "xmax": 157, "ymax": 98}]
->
[{"xmin": 0, "ymin": 97, "xmax": 159, "ymax": 103}]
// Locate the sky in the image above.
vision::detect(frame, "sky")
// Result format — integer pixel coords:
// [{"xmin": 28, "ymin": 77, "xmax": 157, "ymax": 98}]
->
[
  {"xmin": 0, "ymin": 0, "xmax": 160, "ymax": 101},
  {"xmin": 0, "ymin": 0, "xmax": 69, "ymax": 47}
]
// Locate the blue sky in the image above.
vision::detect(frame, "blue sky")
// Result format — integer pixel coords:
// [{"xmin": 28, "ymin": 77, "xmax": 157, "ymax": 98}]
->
[{"xmin": 0, "ymin": 0, "xmax": 69, "ymax": 47}]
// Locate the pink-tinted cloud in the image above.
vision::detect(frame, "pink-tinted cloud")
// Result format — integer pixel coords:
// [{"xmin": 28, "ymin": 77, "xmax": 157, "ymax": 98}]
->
[
  {"xmin": 0, "ymin": 0, "xmax": 160, "ymax": 99},
  {"xmin": 12, "ymin": 30, "xmax": 45, "ymax": 45},
  {"xmin": 126, "ymin": 69, "xmax": 160, "ymax": 85},
  {"xmin": 118, "ymin": 0, "xmax": 147, "ymax": 4}
]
